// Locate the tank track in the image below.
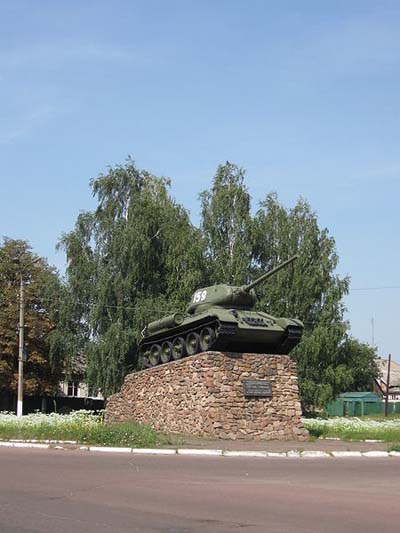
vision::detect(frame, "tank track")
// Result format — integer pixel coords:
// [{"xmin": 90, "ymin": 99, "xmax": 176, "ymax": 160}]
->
[
  {"xmin": 139, "ymin": 319, "xmax": 237, "ymax": 369},
  {"xmin": 276, "ymin": 325, "xmax": 303, "ymax": 354},
  {"xmin": 211, "ymin": 321, "xmax": 238, "ymax": 350}
]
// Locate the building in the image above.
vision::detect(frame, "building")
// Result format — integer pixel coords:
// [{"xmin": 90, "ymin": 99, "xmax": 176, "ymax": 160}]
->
[
  {"xmin": 374, "ymin": 357, "xmax": 400, "ymax": 400},
  {"xmin": 56, "ymin": 352, "xmax": 104, "ymax": 412}
]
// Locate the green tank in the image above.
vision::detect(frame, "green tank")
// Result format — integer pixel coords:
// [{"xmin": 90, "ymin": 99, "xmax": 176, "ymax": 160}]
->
[{"xmin": 139, "ymin": 255, "xmax": 303, "ymax": 367}]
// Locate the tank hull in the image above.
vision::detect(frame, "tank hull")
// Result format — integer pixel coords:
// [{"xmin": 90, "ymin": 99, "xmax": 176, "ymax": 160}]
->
[{"xmin": 139, "ymin": 308, "xmax": 303, "ymax": 367}]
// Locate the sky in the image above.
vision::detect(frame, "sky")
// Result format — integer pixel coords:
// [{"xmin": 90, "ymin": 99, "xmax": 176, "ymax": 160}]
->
[{"xmin": 1, "ymin": 1, "xmax": 399, "ymax": 360}]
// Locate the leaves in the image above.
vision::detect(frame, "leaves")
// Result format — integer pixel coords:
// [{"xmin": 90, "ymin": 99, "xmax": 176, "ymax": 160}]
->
[
  {"xmin": 59, "ymin": 158, "xmax": 207, "ymax": 397},
  {"xmin": 57, "ymin": 158, "xmax": 378, "ymax": 407},
  {"xmin": 200, "ymin": 162, "xmax": 253, "ymax": 284},
  {"xmin": 199, "ymin": 172, "xmax": 376, "ymax": 409},
  {"xmin": 0, "ymin": 238, "xmax": 63, "ymax": 397}
]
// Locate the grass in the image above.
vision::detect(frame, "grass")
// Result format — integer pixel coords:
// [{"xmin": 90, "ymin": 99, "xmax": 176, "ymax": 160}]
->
[
  {"xmin": 0, "ymin": 410, "xmax": 166, "ymax": 448},
  {"xmin": 303, "ymin": 416, "xmax": 400, "ymax": 443},
  {"xmin": 2, "ymin": 411, "xmax": 400, "ymax": 450},
  {"xmin": 359, "ymin": 413, "xmax": 400, "ymax": 421}
]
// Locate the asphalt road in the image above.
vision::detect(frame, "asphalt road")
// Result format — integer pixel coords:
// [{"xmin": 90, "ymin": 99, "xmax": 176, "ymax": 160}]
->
[{"xmin": 0, "ymin": 449, "xmax": 399, "ymax": 533}]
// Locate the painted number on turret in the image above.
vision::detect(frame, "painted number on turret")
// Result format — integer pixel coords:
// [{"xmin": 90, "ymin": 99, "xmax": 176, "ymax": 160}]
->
[{"xmin": 193, "ymin": 290, "xmax": 207, "ymax": 304}]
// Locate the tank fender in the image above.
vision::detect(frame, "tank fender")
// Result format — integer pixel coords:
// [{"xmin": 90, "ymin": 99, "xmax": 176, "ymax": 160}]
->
[
  {"xmin": 275, "ymin": 317, "xmax": 302, "ymax": 328},
  {"xmin": 146, "ymin": 312, "xmax": 185, "ymax": 336}
]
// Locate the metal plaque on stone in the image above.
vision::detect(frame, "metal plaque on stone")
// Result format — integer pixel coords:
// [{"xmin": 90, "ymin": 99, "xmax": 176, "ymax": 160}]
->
[{"xmin": 243, "ymin": 379, "xmax": 272, "ymax": 398}]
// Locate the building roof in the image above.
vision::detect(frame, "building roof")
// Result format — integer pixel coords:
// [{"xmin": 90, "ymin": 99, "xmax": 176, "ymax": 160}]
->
[
  {"xmin": 376, "ymin": 357, "xmax": 400, "ymax": 389},
  {"xmin": 337, "ymin": 392, "xmax": 381, "ymax": 401}
]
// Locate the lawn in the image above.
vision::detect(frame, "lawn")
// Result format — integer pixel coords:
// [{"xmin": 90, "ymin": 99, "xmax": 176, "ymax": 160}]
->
[
  {"xmin": 303, "ymin": 416, "xmax": 400, "ymax": 445},
  {"xmin": 2, "ymin": 411, "xmax": 400, "ymax": 450},
  {"xmin": 0, "ymin": 410, "xmax": 163, "ymax": 448}
]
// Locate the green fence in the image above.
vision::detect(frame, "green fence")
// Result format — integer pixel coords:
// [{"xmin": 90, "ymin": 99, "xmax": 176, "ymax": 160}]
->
[{"xmin": 327, "ymin": 398, "xmax": 400, "ymax": 417}]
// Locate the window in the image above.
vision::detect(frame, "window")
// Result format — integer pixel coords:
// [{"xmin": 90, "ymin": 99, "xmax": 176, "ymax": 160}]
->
[{"xmin": 67, "ymin": 381, "xmax": 79, "ymax": 397}]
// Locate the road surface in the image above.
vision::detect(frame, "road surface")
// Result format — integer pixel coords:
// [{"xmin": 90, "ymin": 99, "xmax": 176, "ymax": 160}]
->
[{"xmin": 0, "ymin": 448, "xmax": 399, "ymax": 532}]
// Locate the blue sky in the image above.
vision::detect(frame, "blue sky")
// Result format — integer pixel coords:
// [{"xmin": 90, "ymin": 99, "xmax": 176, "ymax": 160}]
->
[{"xmin": 1, "ymin": 1, "xmax": 399, "ymax": 360}]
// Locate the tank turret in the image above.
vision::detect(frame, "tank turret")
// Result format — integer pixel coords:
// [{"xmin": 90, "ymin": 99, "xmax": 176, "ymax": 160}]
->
[
  {"xmin": 139, "ymin": 255, "xmax": 303, "ymax": 368},
  {"xmin": 187, "ymin": 255, "xmax": 299, "ymax": 314}
]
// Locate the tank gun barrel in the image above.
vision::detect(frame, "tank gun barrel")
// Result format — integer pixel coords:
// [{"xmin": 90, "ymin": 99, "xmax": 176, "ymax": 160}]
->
[{"xmin": 243, "ymin": 255, "xmax": 299, "ymax": 293}]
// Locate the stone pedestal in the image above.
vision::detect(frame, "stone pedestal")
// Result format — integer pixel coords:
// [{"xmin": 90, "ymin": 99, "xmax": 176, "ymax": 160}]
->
[{"xmin": 105, "ymin": 351, "xmax": 308, "ymax": 441}]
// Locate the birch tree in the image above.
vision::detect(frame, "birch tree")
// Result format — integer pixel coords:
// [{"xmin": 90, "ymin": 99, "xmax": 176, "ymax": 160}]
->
[
  {"xmin": 60, "ymin": 158, "xmax": 205, "ymax": 396},
  {"xmin": 199, "ymin": 162, "xmax": 253, "ymax": 285}
]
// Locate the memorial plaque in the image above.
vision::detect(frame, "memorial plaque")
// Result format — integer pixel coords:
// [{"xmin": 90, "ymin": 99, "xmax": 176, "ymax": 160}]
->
[{"xmin": 243, "ymin": 379, "xmax": 272, "ymax": 398}]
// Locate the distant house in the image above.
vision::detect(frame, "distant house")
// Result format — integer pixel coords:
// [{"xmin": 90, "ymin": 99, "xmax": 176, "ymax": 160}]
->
[
  {"xmin": 374, "ymin": 357, "xmax": 400, "ymax": 400},
  {"xmin": 0, "ymin": 353, "xmax": 104, "ymax": 414},
  {"xmin": 56, "ymin": 352, "xmax": 104, "ymax": 412}
]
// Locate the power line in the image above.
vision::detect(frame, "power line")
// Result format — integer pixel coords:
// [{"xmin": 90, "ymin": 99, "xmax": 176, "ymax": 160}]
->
[
  {"xmin": 3, "ymin": 285, "xmax": 400, "ymax": 315},
  {"xmin": 350, "ymin": 286, "xmax": 400, "ymax": 291}
]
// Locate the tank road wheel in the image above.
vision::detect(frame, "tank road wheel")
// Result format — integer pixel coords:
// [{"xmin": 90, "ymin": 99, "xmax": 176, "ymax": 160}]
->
[
  {"xmin": 142, "ymin": 348, "xmax": 151, "ymax": 370},
  {"xmin": 185, "ymin": 332, "xmax": 200, "ymax": 356},
  {"xmin": 199, "ymin": 327, "xmax": 216, "ymax": 352},
  {"xmin": 140, "ymin": 348, "xmax": 151, "ymax": 369},
  {"xmin": 160, "ymin": 341, "xmax": 173, "ymax": 364},
  {"xmin": 149, "ymin": 344, "xmax": 161, "ymax": 367},
  {"xmin": 172, "ymin": 337, "xmax": 185, "ymax": 360}
]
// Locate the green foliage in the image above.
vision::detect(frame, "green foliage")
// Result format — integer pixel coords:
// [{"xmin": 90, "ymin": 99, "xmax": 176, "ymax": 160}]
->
[
  {"xmin": 200, "ymin": 162, "xmax": 253, "ymax": 284},
  {"xmin": 0, "ymin": 238, "xmax": 63, "ymax": 396},
  {"xmin": 84, "ymin": 421, "xmax": 161, "ymax": 448},
  {"xmin": 339, "ymin": 338, "xmax": 378, "ymax": 391},
  {"xmin": 303, "ymin": 417, "xmax": 400, "ymax": 442},
  {"xmin": 296, "ymin": 332, "xmax": 378, "ymax": 409},
  {"xmin": 0, "ymin": 411, "xmax": 162, "ymax": 448},
  {"xmin": 250, "ymin": 193, "xmax": 378, "ymax": 409},
  {"xmin": 199, "ymin": 174, "xmax": 377, "ymax": 409},
  {"xmin": 1, "ymin": 159, "xmax": 378, "ymax": 410},
  {"xmin": 59, "ymin": 158, "xmax": 206, "ymax": 397},
  {"xmin": 58, "ymin": 158, "xmax": 378, "ymax": 408},
  {"xmin": 360, "ymin": 413, "xmax": 400, "ymax": 420},
  {"xmin": 252, "ymin": 194, "xmax": 349, "ymax": 321}
]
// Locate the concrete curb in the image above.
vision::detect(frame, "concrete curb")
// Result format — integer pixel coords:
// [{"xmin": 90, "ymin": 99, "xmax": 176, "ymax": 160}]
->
[
  {"xmin": 177, "ymin": 448, "xmax": 223, "ymax": 456},
  {"xmin": 0, "ymin": 441, "xmax": 399, "ymax": 457},
  {"xmin": 0, "ymin": 439, "xmax": 77, "ymax": 444},
  {"xmin": 301, "ymin": 451, "xmax": 330, "ymax": 458},
  {"xmin": 223, "ymin": 450, "xmax": 267, "ymax": 457},
  {"xmin": 331, "ymin": 451, "xmax": 362, "ymax": 457},
  {"xmin": 0, "ymin": 442, "xmax": 50, "ymax": 449}
]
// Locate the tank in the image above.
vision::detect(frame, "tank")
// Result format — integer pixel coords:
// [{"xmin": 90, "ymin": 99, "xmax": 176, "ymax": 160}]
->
[{"xmin": 139, "ymin": 255, "xmax": 303, "ymax": 368}]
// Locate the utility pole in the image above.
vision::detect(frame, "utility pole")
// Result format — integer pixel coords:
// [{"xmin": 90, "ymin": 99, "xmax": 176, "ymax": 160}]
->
[
  {"xmin": 371, "ymin": 317, "xmax": 375, "ymax": 349},
  {"xmin": 17, "ymin": 273, "xmax": 25, "ymax": 418},
  {"xmin": 384, "ymin": 353, "xmax": 392, "ymax": 417},
  {"xmin": 15, "ymin": 256, "xmax": 40, "ymax": 418}
]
